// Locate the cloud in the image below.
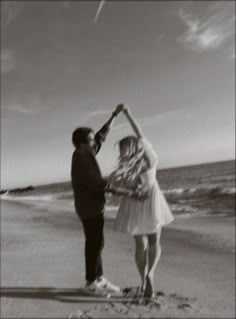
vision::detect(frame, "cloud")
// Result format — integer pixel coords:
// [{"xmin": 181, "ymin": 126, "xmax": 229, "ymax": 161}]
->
[
  {"xmin": 229, "ymin": 45, "xmax": 235, "ymax": 60},
  {"xmin": 83, "ymin": 109, "xmax": 113, "ymax": 125},
  {"xmin": 113, "ymin": 108, "xmax": 191, "ymax": 131},
  {"xmin": 94, "ymin": 0, "xmax": 106, "ymax": 24},
  {"xmin": 61, "ymin": 1, "xmax": 70, "ymax": 9},
  {"xmin": 1, "ymin": 49, "xmax": 15, "ymax": 73},
  {"xmin": 84, "ymin": 108, "xmax": 192, "ymax": 138},
  {"xmin": 87, "ymin": 109, "xmax": 111, "ymax": 118},
  {"xmin": 1, "ymin": 1, "xmax": 21, "ymax": 31},
  {"xmin": 156, "ymin": 34, "xmax": 165, "ymax": 45},
  {"xmin": 6, "ymin": 104, "xmax": 36, "ymax": 116},
  {"xmin": 177, "ymin": 3, "xmax": 235, "ymax": 52}
]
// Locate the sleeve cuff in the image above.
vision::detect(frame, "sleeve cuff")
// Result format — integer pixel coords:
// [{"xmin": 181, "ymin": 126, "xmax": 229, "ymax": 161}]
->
[{"xmin": 105, "ymin": 183, "xmax": 111, "ymax": 192}]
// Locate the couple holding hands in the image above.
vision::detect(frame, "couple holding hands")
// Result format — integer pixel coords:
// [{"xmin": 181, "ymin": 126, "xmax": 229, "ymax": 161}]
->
[{"xmin": 71, "ymin": 104, "xmax": 173, "ymax": 300}]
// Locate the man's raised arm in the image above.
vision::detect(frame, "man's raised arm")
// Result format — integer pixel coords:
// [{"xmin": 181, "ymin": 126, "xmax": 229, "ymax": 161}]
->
[{"xmin": 94, "ymin": 103, "xmax": 124, "ymax": 153}]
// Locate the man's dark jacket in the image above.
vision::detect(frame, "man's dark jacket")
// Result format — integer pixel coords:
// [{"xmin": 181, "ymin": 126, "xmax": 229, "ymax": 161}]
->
[{"xmin": 71, "ymin": 124, "xmax": 110, "ymax": 220}]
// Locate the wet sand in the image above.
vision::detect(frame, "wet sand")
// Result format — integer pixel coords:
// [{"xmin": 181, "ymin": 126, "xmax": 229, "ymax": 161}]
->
[{"xmin": 1, "ymin": 200, "xmax": 235, "ymax": 318}]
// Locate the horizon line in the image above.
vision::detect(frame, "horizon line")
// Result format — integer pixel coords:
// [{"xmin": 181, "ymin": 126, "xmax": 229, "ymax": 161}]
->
[{"xmin": 1, "ymin": 158, "xmax": 235, "ymax": 190}]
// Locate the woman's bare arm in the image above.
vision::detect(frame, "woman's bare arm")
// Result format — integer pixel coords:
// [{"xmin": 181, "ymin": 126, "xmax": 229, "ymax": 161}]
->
[
  {"xmin": 122, "ymin": 106, "xmax": 144, "ymax": 139},
  {"xmin": 108, "ymin": 184, "xmax": 148, "ymax": 200},
  {"xmin": 122, "ymin": 105, "xmax": 153, "ymax": 167}
]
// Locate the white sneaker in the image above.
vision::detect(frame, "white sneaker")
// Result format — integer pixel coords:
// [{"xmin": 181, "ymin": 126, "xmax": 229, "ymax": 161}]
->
[
  {"xmin": 97, "ymin": 276, "xmax": 121, "ymax": 293},
  {"xmin": 84, "ymin": 281, "xmax": 109, "ymax": 297}
]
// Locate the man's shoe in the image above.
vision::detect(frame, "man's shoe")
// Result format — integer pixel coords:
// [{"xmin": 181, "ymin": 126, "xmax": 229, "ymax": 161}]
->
[
  {"xmin": 84, "ymin": 281, "xmax": 110, "ymax": 297},
  {"xmin": 97, "ymin": 276, "xmax": 121, "ymax": 293}
]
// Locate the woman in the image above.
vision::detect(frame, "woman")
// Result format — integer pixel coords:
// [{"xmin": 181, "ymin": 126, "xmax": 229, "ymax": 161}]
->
[{"xmin": 109, "ymin": 105, "xmax": 174, "ymax": 299}]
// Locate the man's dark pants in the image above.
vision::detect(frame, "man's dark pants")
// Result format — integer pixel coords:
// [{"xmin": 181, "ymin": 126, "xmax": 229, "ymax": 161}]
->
[{"xmin": 80, "ymin": 213, "xmax": 104, "ymax": 283}]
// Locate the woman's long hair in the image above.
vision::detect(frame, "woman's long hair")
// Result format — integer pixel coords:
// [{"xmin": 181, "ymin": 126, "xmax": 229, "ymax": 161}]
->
[{"xmin": 110, "ymin": 136, "xmax": 148, "ymax": 190}]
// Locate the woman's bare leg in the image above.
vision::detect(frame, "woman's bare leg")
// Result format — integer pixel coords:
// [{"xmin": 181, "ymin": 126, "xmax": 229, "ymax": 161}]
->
[
  {"xmin": 145, "ymin": 227, "xmax": 162, "ymax": 298},
  {"xmin": 134, "ymin": 235, "xmax": 148, "ymax": 291}
]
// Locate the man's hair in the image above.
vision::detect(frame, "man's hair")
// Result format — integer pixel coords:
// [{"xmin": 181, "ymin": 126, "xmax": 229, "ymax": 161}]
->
[{"xmin": 72, "ymin": 127, "xmax": 94, "ymax": 148}]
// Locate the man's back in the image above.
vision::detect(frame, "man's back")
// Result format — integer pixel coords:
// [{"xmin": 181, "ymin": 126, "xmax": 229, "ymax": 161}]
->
[{"xmin": 71, "ymin": 147, "xmax": 107, "ymax": 219}]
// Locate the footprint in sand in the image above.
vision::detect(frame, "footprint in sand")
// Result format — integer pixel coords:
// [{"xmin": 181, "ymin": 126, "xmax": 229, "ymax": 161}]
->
[
  {"xmin": 178, "ymin": 301, "xmax": 199, "ymax": 313},
  {"xmin": 178, "ymin": 302, "xmax": 192, "ymax": 309},
  {"xmin": 68, "ymin": 309, "xmax": 88, "ymax": 319},
  {"xmin": 68, "ymin": 288, "xmax": 200, "ymax": 318}
]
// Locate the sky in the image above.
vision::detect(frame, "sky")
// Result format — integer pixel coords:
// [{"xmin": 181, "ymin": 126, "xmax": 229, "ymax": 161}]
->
[{"xmin": 1, "ymin": 0, "xmax": 235, "ymax": 189}]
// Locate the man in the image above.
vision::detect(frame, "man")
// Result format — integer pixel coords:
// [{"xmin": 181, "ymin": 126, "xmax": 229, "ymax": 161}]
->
[{"xmin": 71, "ymin": 104, "xmax": 124, "ymax": 296}]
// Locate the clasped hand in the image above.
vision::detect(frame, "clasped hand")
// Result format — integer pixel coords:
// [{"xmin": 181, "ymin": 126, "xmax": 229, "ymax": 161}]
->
[
  {"xmin": 113, "ymin": 103, "xmax": 124, "ymax": 116},
  {"xmin": 131, "ymin": 188, "xmax": 149, "ymax": 201},
  {"xmin": 113, "ymin": 103, "xmax": 130, "ymax": 116}
]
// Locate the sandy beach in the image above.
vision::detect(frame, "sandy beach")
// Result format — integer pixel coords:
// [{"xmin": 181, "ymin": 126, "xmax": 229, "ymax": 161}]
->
[{"xmin": 1, "ymin": 200, "xmax": 235, "ymax": 318}]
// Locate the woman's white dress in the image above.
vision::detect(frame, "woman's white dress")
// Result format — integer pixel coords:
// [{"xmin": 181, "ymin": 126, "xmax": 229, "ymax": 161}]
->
[{"xmin": 114, "ymin": 138, "xmax": 174, "ymax": 235}]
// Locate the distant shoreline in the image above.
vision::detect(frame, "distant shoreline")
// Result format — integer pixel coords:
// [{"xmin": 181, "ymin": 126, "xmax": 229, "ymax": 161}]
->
[{"xmin": 2, "ymin": 158, "xmax": 235, "ymax": 191}]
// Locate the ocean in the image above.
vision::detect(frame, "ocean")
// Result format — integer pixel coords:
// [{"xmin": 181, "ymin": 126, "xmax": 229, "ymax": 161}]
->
[{"xmin": 1, "ymin": 160, "xmax": 235, "ymax": 219}]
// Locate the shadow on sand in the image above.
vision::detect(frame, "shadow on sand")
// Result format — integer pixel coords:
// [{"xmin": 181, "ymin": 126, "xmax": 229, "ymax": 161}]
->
[{"xmin": 0, "ymin": 287, "xmax": 128, "ymax": 303}]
